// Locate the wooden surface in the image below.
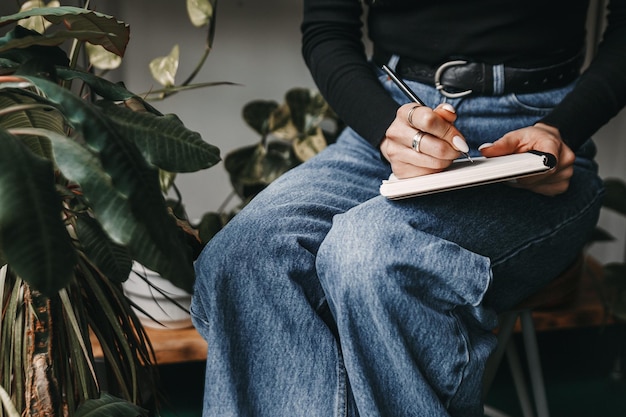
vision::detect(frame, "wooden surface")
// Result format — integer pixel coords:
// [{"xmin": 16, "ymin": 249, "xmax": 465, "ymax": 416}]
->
[
  {"xmin": 141, "ymin": 326, "xmax": 208, "ymax": 364},
  {"xmin": 522, "ymin": 256, "xmax": 611, "ymax": 332},
  {"xmin": 91, "ymin": 257, "xmax": 610, "ymax": 365},
  {"xmin": 91, "ymin": 325, "xmax": 207, "ymax": 365}
]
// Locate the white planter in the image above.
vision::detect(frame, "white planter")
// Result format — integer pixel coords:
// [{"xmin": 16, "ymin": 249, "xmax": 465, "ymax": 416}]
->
[{"xmin": 123, "ymin": 263, "xmax": 193, "ymax": 329}]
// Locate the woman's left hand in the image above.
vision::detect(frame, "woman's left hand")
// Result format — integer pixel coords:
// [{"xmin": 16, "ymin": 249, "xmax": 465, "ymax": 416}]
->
[{"xmin": 478, "ymin": 123, "xmax": 575, "ymax": 196}]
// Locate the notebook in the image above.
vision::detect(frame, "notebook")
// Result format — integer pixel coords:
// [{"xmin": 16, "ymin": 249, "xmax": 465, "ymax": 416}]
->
[{"xmin": 380, "ymin": 151, "xmax": 556, "ymax": 199}]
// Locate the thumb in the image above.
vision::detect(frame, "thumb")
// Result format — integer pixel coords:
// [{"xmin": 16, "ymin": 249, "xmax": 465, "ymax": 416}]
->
[{"xmin": 478, "ymin": 136, "xmax": 518, "ymax": 157}]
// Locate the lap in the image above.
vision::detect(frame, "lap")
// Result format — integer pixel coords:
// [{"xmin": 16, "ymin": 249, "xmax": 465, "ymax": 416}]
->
[
  {"xmin": 196, "ymin": 126, "xmax": 603, "ymax": 312},
  {"xmin": 326, "ymin": 163, "xmax": 602, "ymax": 310}
]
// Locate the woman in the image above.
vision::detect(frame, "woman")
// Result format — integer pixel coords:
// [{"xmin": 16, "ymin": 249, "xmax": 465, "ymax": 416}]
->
[{"xmin": 191, "ymin": 1, "xmax": 625, "ymax": 416}]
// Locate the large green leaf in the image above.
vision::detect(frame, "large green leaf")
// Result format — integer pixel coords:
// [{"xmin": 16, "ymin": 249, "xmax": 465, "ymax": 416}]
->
[
  {"xmin": 0, "ymin": 90, "xmax": 61, "ymax": 159},
  {"xmin": 16, "ymin": 126, "xmax": 194, "ymax": 292},
  {"xmin": 0, "ymin": 130, "xmax": 76, "ymax": 295},
  {"xmin": 96, "ymin": 101, "xmax": 220, "ymax": 172},
  {"xmin": 56, "ymin": 68, "xmax": 137, "ymax": 102},
  {"xmin": 75, "ymin": 215, "xmax": 132, "ymax": 284},
  {"xmin": 0, "ymin": 7, "xmax": 130, "ymax": 57},
  {"xmin": 13, "ymin": 74, "xmax": 196, "ymax": 290},
  {"xmin": 75, "ymin": 393, "xmax": 148, "ymax": 417},
  {"xmin": 0, "ymin": 26, "xmax": 69, "ymax": 67},
  {"xmin": 0, "ymin": 29, "xmax": 118, "ymax": 54}
]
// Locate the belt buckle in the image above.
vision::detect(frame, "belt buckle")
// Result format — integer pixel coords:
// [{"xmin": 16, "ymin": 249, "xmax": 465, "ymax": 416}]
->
[{"xmin": 435, "ymin": 60, "xmax": 473, "ymax": 98}]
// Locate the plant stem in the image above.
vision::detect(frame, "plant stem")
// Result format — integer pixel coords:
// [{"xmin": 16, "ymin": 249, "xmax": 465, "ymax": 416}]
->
[{"xmin": 24, "ymin": 286, "xmax": 61, "ymax": 417}]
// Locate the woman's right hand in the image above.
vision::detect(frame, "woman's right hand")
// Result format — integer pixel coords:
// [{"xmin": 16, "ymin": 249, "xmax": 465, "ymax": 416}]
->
[{"xmin": 379, "ymin": 102, "xmax": 470, "ymax": 179}]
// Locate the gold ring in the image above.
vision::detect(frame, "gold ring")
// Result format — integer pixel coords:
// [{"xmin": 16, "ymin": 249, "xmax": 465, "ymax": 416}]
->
[
  {"xmin": 407, "ymin": 105, "xmax": 420, "ymax": 128},
  {"xmin": 412, "ymin": 131, "xmax": 425, "ymax": 153}
]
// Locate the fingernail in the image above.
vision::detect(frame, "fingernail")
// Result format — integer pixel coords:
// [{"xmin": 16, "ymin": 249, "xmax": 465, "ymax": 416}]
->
[
  {"xmin": 452, "ymin": 136, "xmax": 469, "ymax": 153},
  {"xmin": 478, "ymin": 142, "xmax": 494, "ymax": 150},
  {"xmin": 441, "ymin": 103, "xmax": 456, "ymax": 113}
]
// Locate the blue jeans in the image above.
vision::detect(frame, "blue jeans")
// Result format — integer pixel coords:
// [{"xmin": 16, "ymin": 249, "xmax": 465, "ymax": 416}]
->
[{"xmin": 191, "ymin": 74, "xmax": 604, "ymax": 417}]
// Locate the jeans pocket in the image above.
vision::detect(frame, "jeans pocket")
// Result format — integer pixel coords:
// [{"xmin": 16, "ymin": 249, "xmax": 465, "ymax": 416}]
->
[{"xmin": 508, "ymin": 82, "xmax": 576, "ymax": 115}]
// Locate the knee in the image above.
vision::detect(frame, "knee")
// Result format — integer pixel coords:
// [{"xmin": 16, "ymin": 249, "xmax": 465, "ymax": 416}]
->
[
  {"xmin": 316, "ymin": 210, "xmax": 391, "ymax": 304},
  {"xmin": 316, "ymin": 207, "xmax": 494, "ymax": 310}
]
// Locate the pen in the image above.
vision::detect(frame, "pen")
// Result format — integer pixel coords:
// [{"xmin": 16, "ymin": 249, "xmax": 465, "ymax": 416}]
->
[{"xmin": 382, "ymin": 64, "xmax": 473, "ymax": 162}]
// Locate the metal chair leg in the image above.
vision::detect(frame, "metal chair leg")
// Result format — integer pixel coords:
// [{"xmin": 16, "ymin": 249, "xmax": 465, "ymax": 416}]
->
[{"xmin": 520, "ymin": 310, "xmax": 550, "ymax": 417}]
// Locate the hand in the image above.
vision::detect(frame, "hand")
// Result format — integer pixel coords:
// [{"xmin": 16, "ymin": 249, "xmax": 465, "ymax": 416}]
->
[
  {"xmin": 478, "ymin": 123, "xmax": 575, "ymax": 196},
  {"xmin": 379, "ymin": 102, "xmax": 470, "ymax": 178}
]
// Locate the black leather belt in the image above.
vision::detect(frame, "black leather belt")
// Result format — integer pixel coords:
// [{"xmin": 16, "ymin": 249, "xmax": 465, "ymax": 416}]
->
[{"xmin": 373, "ymin": 50, "xmax": 584, "ymax": 97}]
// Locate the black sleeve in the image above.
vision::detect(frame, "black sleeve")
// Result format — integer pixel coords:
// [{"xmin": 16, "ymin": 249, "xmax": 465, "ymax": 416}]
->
[
  {"xmin": 539, "ymin": 0, "xmax": 626, "ymax": 151},
  {"xmin": 301, "ymin": 0, "xmax": 399, "ymax": 148}
]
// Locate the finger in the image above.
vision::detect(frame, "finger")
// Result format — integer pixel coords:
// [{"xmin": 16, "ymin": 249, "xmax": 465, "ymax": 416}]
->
[
  {"xmin": 433, "ymin": 103, "xmax": 457, "ymax": 123},
  {"xmin": 410, "ymin": 131, "xmax": 461, "ymax": 159},
  {"xmin": 400, "ymin": 104, "xmax": 468, "ymax": 152},
  {"xmin": 383, "ymin": 137, "xmax": 454, "ymax": 178},
  {"xmin": 478, "ymin": 136, "xmax": 520, "ymax": 158},
  {"xmin": 511, "ymin": 166, "xmax": 573, "ymax": 196}
]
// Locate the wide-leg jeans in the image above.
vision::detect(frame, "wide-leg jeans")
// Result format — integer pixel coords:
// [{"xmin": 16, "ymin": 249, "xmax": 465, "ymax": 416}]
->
[{"xmin": 191, "ymin": 73, "xmax": 604, "ymax": 417}]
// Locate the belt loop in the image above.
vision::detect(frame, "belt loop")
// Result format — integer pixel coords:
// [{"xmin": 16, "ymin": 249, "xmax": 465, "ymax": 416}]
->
[
  {"xmin": 492, "ymin": 64, "xmax": 505, "ymax": 95},
  {"xmin": 387, "ymin": 54, "xmax": 400, "ymax": 71}
]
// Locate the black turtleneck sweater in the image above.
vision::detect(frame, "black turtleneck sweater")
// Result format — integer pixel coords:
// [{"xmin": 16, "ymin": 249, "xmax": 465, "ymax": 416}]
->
[{"xmin": 301, "ymin": 0, "xmax": 626, "ymax": 152}]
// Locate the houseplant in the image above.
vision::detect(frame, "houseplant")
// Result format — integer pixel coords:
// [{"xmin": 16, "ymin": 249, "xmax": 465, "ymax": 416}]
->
[
  {"xmin": 198, "ymin": 86, "xmax": 344, "ymax": 242},
  {"xmin": 0, "ymin": 1, "xmax": 220, "ymax": 416}
]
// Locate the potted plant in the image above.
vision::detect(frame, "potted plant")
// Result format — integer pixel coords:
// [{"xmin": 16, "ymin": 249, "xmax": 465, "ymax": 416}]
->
[
  {"xmin": 0, "ymin": 1, "xmax": 221, "ymax": 416},
  {"xmin": 197, "ymin": 86, "xmax": 344, "ymax": 242}
]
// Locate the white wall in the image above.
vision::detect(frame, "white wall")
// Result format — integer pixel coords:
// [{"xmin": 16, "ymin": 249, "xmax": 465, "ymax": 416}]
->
[{"xmin": 108, "ymin": 0, "xmax": 317, "ymax": 220}]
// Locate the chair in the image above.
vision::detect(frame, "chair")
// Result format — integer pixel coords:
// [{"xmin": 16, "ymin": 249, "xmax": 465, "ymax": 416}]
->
[{"xmin": 482, "ymin": 254, "xmax": 585, "ymax": 417}]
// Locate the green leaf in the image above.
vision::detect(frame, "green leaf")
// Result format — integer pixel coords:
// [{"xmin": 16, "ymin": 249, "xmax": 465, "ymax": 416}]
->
[
  {"xmin": 187, "ymin": 0, "xmax": 214, "ymax": 27},
  {"xmin": 0, "ymin": 7, "xmax": 130, "ymax": 57},
  {"xmin": 242, "ymin": 100, "xmax": 278, "ymax": 136},
  {"xmin": 75, "ymin": 215, "xmax": 132, "ymax": 284},
  {"xmin": 85, "ymin": 43, "xmax": 122, "ymax": 71},
  {"xmin": 75, "ymin": 393, "xmax": 148, "ymax": 417},
  {"xmin": 284, "ymin": 88, "xmax": 328, "ymax": 134},
  {"xmin": 0, "ymin": 383, "xmax": 20, "ymax": 417},
  {"xmin": 224, "ymin": 141, "xmax": 297, "ymax": 200},
  {"xmin": 603, "ymin": 178, "xmax": 626, "ymax": 216},
  {"xmin": 96, "ymin": 101, "xmax": 220, "ymax": 173},
  {"xmin": 0, "ymin": 90, "xmax": 60, "ymax": 159},
  {"xmin": 16, "ymin": 126, "xmax": 194, "ymax": 292},
  {"xmin": 0, "ymin": 26, "xmax": 69, "ymax": 67},
  {"xmin": 56, "ymin": 68, "xmax": 137, "ymax": 102},
  {"xmin": 149, "ymin": 44, "xmax": 179, "ymax": 88},
  {"xmin": 268, "ymin": 102, "xmax": 298, "ymax": 140},
  {"xmin": 0, "ymin": 130, "xmax": 76, "ymax": 295},
  {"xmin": 292, "ymin": 127, "xmax": 327, "ymax": 162},
  {"xmin": 197, "ymin": 211, "xmax": 224, "ymax": 243},
  {"xmin": 0, "ymin": 29, "xmax": 118, "ymax": 54}
]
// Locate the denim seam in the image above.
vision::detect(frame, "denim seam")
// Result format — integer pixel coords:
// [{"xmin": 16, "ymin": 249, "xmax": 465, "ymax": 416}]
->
[
  {"xmin": 445, "ymin": 308, "xmax": 472, "ymax": 408},
  {"xmin": 336, "ymin": 347, "xmax": 348, "ymax": 417}
]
